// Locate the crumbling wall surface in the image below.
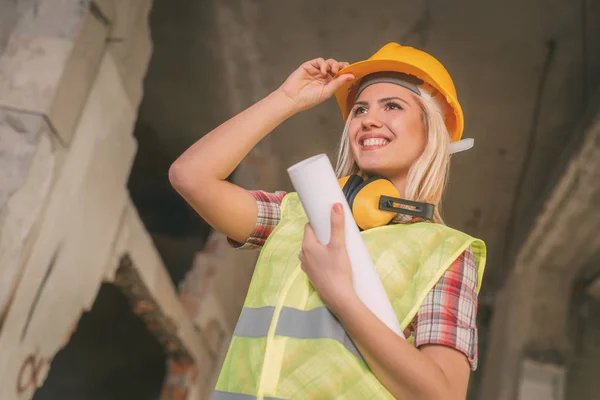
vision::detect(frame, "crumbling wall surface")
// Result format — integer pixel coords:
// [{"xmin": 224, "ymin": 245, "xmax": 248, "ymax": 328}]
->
[
  {"xmin": 0, "ymin": 0, "xmax": 20, "ymax": 54},
  {"xmin": 0, "ymin": 0, "xmax": 109, "ymax": 326},
  {"xmin": 0, "ymin": 1, "xmax": 213, "ymax": 399}
]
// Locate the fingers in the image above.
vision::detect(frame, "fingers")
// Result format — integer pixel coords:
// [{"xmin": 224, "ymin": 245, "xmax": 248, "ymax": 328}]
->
[
  {"xmin": 328, "ymin": 59, "xmax": 351, "ymax": 75},
  {"xmin": 328, "ymin": 203, "xmax": 346, "ymax": 249},
  {"xmin": 298, "ymin": 249, "xmax": 306, "ymax": 265},
  {"xmin": 302, "ymin": 222, "xmax": 317, "ymax": 249},
  {"xmin": 322, "ymin": 73, "xmax": 355, "ymax": 97},
  {"xmin": 307, "ymin": 58, "xmax": 351, "ymax": 77},
  {"xmin": 307, "ymin": 58, "xmax": 328, "ymax": 76},
  {"xmin": 327, "ymin": 59, "xmax": 342, "ymax": 75},
  {"xmin": 304, "ymin": 222, "xmax": 315, "ymax": 239},
  {"xmin": 300, "ymin": 223, "xmax": 315, "ymax": 269},
  {"xmin": 319, "ymin": 58, "xmax": 328, "ymax": 75}
]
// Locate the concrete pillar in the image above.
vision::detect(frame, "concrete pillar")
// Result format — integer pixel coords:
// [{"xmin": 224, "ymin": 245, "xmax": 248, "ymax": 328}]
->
[
  {"xmin": 0, "ymin": 0, "xmax": 111, "ymax": 322},
  {"xmin": 0, "ymin": 0, "xmax": 109, "ymax": 144},
  {"xmin": 0, "ymin": 1, "xmax": 176, "ymax": 399},
  {"xmin": 0, "ymin": 48, "xmax": 138, "ymax": 399},
  {"xmin": 479, "ymin": 96, "xmax": 600, "ymax": 400}
]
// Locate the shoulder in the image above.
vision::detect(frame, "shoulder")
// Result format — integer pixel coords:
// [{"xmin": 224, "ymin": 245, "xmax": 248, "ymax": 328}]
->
[
  {"xmin": 444, "ymin": 246, "xmax": 479, "ymax": 299},
  {"xmin": 425, "ymin": 224, "xmax": 487, "ymax": 277}
]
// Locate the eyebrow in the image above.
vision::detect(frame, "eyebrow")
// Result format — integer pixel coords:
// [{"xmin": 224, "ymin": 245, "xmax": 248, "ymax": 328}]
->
[{"xmin": 354, "ymin": 96, "xmax": 411, "ymax": 108}]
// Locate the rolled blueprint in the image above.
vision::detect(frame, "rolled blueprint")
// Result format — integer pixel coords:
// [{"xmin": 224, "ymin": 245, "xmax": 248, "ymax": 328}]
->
[{"xmin": 287, "ymin": 154, "xmax": 404, "ymax": 338}]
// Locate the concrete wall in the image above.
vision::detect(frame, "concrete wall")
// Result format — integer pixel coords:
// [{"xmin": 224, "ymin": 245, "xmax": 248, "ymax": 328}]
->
[
  {"xmin": 0, "ymin": 0, "xmax": 20, "ymax": 54},
  {"xmin": 0, "ymin": 1, "xmax": 218, "ymax": 399}
]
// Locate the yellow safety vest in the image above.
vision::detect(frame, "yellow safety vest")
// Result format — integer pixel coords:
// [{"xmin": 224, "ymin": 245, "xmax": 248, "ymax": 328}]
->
[{"xmin": 214, "ymin": 193, "xmax": 486, "ymax": 399}]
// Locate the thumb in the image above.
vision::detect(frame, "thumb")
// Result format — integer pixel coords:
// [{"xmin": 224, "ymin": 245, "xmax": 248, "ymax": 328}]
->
[
  {"xmin": 329, "ymin": 203, "xmax": 346, "ymax": 249},
  {"xmin": 322, "ymin": 74, "xmax": 354, "ymax": 98},
  {"xmin": 304, "ymin": 222, "xmax": 317, "ymax": 243}
]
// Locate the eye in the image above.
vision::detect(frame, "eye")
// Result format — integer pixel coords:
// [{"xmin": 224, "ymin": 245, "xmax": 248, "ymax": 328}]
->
[
  {"xmin": 385, "ymin": 101, "xmax": 403, "ymax": 111},
  {"xmin": 352, "ymin": 106, "xmax": 368, "ymax": 116}
]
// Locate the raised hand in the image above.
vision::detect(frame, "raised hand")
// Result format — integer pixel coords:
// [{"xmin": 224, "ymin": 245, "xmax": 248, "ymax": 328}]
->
[{"xmin": 278, "ymin": 58, "xmax": 354, "ymax": 112}]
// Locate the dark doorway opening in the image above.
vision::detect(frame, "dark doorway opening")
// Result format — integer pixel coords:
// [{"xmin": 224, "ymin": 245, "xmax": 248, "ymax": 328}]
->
[{"xmin": 33, "ymin": 283, "xmax": 167, "ymax": 400}]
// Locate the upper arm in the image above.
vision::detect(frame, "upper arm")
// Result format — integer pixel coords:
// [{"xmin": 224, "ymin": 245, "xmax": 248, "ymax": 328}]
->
[{"xmin": 169, "ymin": 170, "xmax": 259, "ymax": 243}]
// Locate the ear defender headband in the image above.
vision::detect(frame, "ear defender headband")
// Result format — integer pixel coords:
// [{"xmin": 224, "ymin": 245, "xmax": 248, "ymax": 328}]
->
[{"xmin": 337, "ymin": 175, "xmax": 434, "ymax": 231}]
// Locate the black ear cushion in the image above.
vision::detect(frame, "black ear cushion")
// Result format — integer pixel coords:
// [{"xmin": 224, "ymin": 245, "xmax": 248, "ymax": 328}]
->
[
  {"xmin": 347, "ymin": 176, "xmax": 390, "ymax": 209},
  {"xmin": 342, "ymin": 175, "xmax": 364, "ymax": 202}
]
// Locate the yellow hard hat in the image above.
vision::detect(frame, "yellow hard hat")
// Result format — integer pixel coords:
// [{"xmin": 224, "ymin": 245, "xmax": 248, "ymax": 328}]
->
[{"xmin": 334, "ymin": 42, "xmax": 464, "ymax": 142}]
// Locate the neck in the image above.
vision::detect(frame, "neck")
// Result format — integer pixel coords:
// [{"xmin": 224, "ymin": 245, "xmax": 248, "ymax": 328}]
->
[
  {"xmin": 359, "ymin": 170, "xmax": 409, "ymax": 197},
  {"xmin": 391, "ymin": 175, "xmax": 407, "ymax": 198}
]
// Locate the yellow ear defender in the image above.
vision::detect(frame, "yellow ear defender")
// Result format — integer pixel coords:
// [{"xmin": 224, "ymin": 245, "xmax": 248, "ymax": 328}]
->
[{"xmin": 337, "ymin": 175, "xmax": 435, "ymax": 230}]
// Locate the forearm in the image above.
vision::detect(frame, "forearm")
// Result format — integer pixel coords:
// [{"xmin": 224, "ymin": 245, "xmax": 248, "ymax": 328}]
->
[
  {"xmin": 170, "ymin": 89, "xmax": 298, "ymax": 184},
  {"xmin": 333, "ymin": 294, "xmax": 454, "ymax": 400}
]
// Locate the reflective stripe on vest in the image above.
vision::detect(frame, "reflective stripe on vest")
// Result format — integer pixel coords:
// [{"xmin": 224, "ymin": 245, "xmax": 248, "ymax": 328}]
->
[{"xmin": 233, "ymin": 306, "xmax": 363, "ymax": 360}]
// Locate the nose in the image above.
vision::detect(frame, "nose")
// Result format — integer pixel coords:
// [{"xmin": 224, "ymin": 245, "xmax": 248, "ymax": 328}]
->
[{"xmin": 361, "ymin": 112, "xmax": 383, "ymax": 130}]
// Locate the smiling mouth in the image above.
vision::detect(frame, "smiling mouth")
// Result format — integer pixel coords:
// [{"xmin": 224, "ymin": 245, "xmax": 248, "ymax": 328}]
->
[{"xmin": 360, "ymin": 137, "xmax": 390, "ymax": 150}]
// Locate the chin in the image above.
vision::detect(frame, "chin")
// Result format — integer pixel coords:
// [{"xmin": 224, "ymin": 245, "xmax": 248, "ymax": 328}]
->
[
  {"xmin": 356, "ymin": 163, "xmax": 390, "ymax": 178},
  {"xmin": 356, "ymin": 159, "xmax": 410, "ymax": 180}
]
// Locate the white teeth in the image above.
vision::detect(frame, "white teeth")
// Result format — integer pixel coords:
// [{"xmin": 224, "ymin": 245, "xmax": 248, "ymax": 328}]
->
[{"xmin": 363, "ymin": 138, "xmax": 389, "ymax": 147}]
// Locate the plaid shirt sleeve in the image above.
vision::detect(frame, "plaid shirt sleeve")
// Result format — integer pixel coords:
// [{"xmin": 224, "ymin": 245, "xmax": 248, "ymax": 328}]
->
[
  {"xmin": 226, "ymin": 190, "xmax": 287, "ymax": 250},
  {"xmin": 412, "ymin": 246, "xmax": 480, "ymax": 370}
]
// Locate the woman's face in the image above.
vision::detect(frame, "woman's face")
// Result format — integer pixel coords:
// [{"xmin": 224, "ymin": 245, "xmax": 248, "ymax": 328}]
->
[{"xmin": 348, "ymin": 82, "xmax": 427, "ymax": 181}]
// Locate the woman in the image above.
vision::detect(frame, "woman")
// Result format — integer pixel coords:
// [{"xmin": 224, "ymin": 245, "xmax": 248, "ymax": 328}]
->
[{"xmin": 170, "ymin": 43, "xmax": 486, "ymax": 399}]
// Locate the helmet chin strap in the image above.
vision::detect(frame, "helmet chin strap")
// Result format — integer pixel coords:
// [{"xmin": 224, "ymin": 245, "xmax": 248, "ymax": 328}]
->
[{"xmin": 449, "ymin": 138, "xmax": 474, "ymax": 155}]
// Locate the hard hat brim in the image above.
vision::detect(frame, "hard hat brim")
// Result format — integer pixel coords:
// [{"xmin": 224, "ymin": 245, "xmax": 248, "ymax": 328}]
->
[{"xmin": 334, "ymin": 59, "xmax": 464, "ymax": 142}]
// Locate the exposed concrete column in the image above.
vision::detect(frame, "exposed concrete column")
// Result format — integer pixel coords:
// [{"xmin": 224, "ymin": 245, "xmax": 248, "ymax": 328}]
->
[
  {"xmin": 0, "ymin": 0, "xmax": 109, "ymax": 322},
  {"xmin": 0, "ymin": 1, "xmax": 184, "ymax": 399},
  {"xmin": 479, "ymin": 95, "xmax": 600, "ymax": 400},
  {"xmin": 0, "ymin": 0, "xmax": 156, "ymax": 323}
]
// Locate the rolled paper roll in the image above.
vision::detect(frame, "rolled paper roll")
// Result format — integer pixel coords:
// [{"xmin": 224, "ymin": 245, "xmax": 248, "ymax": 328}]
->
[{"xmin": 287, "ymin": 154, "xmax": 404, "ymax": 338}]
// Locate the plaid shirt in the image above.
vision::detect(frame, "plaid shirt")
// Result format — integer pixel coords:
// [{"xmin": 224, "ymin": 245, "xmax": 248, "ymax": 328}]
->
[{"xmin": 228, "ymin": 191, "xmax": 479, "ymax": 370}]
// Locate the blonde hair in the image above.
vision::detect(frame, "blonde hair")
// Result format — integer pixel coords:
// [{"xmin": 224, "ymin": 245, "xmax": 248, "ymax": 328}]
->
[{"xmin": 334, "ymin": 91, "xmax": 451, "ymax": 224}]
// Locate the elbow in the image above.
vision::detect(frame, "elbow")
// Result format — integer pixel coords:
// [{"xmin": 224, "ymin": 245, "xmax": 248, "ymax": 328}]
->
[
  {"xmin": 169, "ymin": 157, "xmax": 221, "ymax": 200},
  {"xmin": 168, "ymin": 159, "xmax": 192, "ymax": 193}
]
